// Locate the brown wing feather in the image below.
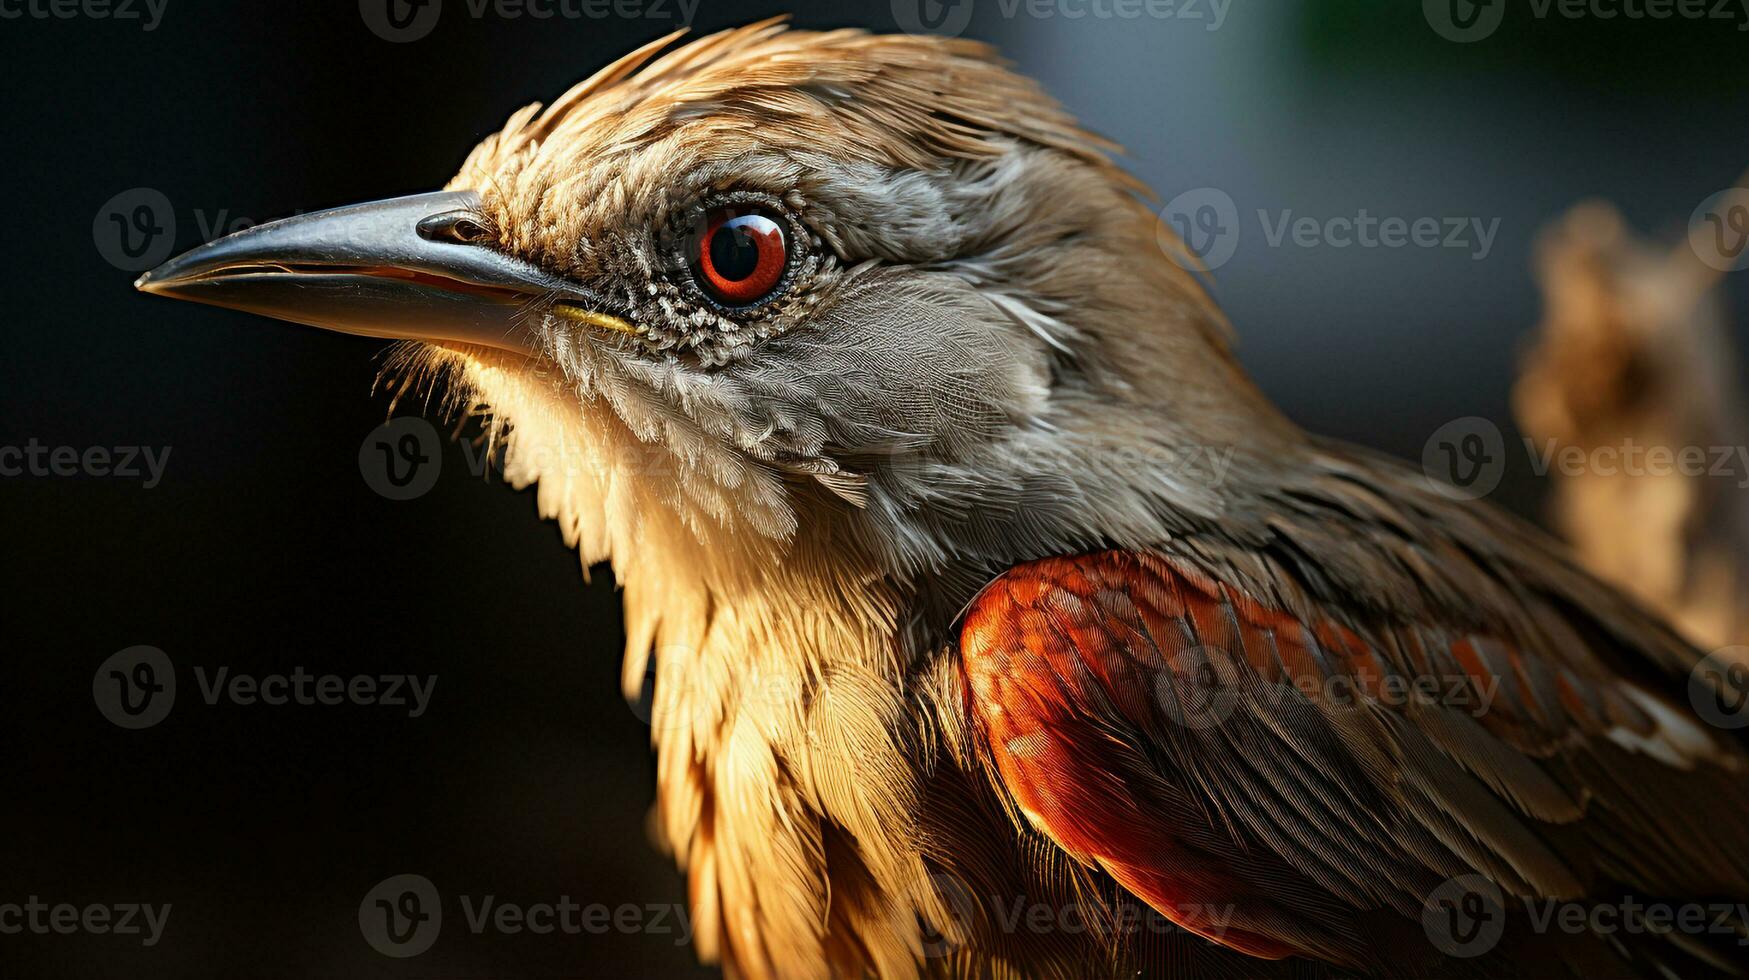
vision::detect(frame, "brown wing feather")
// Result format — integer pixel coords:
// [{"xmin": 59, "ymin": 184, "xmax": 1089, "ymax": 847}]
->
[{"xmin": 960, "ymin": 550, "xmax": 1749, "ymax": 976}]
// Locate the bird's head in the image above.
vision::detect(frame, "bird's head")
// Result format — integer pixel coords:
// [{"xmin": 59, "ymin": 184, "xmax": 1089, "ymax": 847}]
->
[{"xmin": 140, "ymin": 22, "xmax": 1288, "ymax": 591}]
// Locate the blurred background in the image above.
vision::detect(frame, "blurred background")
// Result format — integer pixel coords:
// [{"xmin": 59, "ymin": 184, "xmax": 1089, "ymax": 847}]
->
[{"xmin": 4, "ymin": 0, "xmax": 1747, "ymax": 976}]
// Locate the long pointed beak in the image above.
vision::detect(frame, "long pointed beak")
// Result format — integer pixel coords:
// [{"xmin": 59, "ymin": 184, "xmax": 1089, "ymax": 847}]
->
[{"xmin": 135, "ymin": 190, "xmax": 618, "ymax": 355}]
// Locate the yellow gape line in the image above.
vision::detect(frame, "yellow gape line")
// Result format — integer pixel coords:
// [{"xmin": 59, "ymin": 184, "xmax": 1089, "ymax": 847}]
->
[{"xmin": 553, "ymin": 304, "xmax": 639, "ymax": 335}]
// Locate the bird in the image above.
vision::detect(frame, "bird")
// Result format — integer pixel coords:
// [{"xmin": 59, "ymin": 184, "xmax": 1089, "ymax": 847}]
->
[{"xmin": 136, "ymin": 20, "xmax": 1749, "ymax": 980}]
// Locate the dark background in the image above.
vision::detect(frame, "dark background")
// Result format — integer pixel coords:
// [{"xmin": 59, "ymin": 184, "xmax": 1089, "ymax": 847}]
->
[{"xmin": 4, "ymin": 1, "xmax": 1747, "ymax": 977}]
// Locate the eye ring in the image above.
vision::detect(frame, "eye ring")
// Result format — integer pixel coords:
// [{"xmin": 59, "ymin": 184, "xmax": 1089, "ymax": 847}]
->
[{"xmin": 691, "ymin": 206, "xmax": 789, "ymax": 308}]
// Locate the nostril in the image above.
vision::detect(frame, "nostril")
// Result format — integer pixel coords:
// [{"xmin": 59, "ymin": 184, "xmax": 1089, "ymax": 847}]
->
[{"xmin": 417, "ymin": 210, "xmax": 491, "ymax": 245}]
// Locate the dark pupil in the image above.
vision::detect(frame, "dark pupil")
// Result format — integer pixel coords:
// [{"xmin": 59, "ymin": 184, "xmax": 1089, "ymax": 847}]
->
[{"xmin": 709, "ymin": 221, "xmax": 762, "ymax": 282}]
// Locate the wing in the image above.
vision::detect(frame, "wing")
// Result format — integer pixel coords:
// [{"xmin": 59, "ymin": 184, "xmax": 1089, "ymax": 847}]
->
[{"xmin": 958, "ymin": 550, "xmax": 1749, "ymax": 975}]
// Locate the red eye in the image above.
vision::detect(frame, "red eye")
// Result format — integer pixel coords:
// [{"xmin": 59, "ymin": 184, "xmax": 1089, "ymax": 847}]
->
[{"xmin": 694, "ymin": 208, "xmax": 787, "ymax": 306}]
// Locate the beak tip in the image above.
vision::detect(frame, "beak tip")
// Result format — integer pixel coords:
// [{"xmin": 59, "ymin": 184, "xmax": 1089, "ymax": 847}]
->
[
  {"xmin": 137, "ymin": 262, "xmax": 189, "ymax": 297},
  {"xmin": 134, "ymin": 267, "xmax": 172, "ymax": 294}
]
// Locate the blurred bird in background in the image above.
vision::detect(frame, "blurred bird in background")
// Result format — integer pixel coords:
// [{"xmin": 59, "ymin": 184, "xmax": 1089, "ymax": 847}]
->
[
  {"xmin": 137, "ymin": 20, "xmax": 1749, "ymax": 980},
  {"xmin": 1517, "ymin": 190, "xmax": 1749, "ymax": 653}
]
